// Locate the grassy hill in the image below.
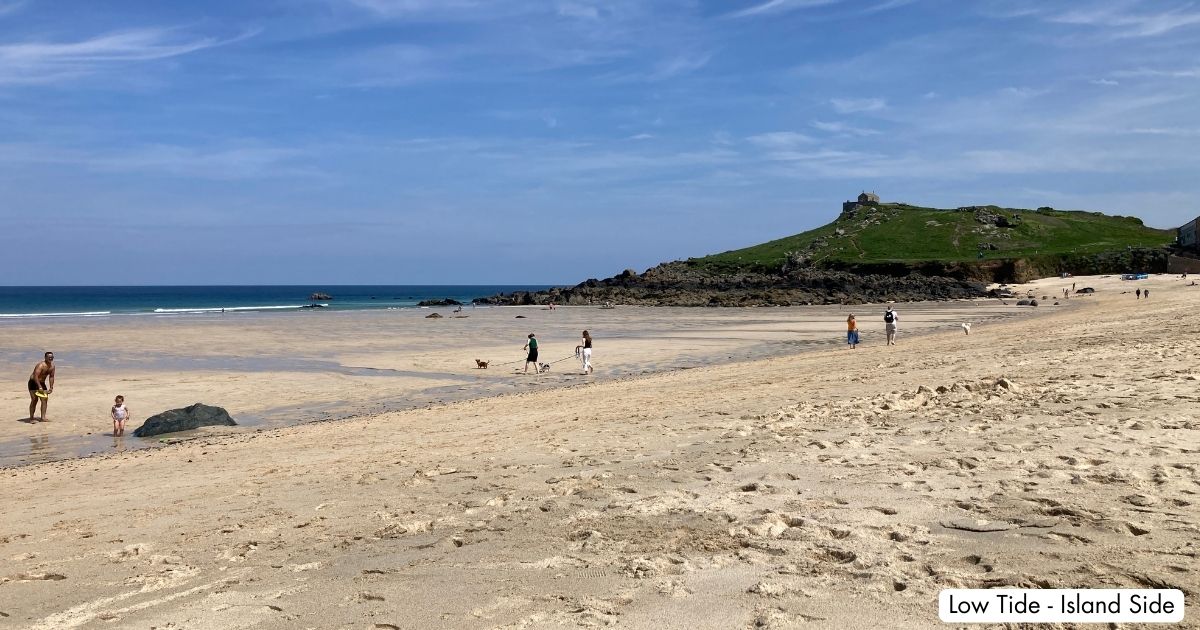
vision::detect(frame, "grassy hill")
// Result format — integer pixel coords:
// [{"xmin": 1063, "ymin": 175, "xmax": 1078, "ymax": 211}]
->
[{"xmin": 691, "ymin": 203, "xmax": 1175, "ymax": 274}]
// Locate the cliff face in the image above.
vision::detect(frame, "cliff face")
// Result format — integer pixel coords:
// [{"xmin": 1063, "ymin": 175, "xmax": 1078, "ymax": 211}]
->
[
  {"xmin": 476, "ymin": 263, "xmax": 989, "ymax": 307},
  {"xmin": 826, "ymin": 247, "xmax": 1169, "ymax": 283},
  {"xmin": 477, "ymin": 247, "xmax": 1170, "ymax": 307}
]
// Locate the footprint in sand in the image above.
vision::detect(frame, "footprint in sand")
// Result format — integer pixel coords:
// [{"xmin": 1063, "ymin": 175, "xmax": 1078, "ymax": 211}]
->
[
  {"xmin": 108, "ymin": 543, "xmax": 149, "ymax": 561},
  {"xmin": 219, "ymin": 541, "xmax": 259, "ymax": 563},
  {"xmin": 4, "ymin": 572, "xmax": 67, "ymax": 583}
]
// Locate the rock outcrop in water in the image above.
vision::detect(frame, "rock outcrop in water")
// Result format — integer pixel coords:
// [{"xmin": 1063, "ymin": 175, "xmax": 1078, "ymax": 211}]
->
[
  {"xmin": 475, "ymin": 262, "xmax": 988, "ymax": 307},
  {"xmin": 133, "ymin": 403, "xmax": 237, "ymax": 438}
]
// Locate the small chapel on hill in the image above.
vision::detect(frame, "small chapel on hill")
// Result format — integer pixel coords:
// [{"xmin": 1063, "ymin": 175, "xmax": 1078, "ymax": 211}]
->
[{"xmin": 842, "ymin": 191, "xmax": 880, "ymax": 213}]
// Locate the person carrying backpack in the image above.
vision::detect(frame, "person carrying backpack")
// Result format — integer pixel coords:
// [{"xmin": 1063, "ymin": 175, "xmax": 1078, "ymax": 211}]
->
[{"xmin": 884, "ymin": 306, "xmax": 899, "ymax": 346}]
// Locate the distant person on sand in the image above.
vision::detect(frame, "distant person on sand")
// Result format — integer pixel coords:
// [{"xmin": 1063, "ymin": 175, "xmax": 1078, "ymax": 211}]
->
[
  {"xmin": 884, "ymin": 306, "xmax": 899, "ymax": 346},
  {"xmin": 27, "ymin": 351, "xmax": 55, "ymax": 422},
  {"xmin": 577, "ymin": 330, "xmax": 594, "ymax": 374},
  {"xmin": 1143, "ymin": 288, "xmax": 1149, "ymax": 299},
  {"xmin": 111, "ymin": 395, "xmax": 130, "ymax": 437},
  {"xmin": 1136, "ymin": 288, "xmax": 1142, "ymax": 299},
  {"xmin": 523, "ymin": 333, "xmax": 539, "ymax": 375},
  {"xmin": 846, "ymin": 315, "xmax": 859, "ymax": 349}
]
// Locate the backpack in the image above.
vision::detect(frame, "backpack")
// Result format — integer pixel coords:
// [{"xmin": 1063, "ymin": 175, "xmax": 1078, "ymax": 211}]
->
[{"xmin": 883, "ymin": 310, "xmax": 895, "ymax": 323}]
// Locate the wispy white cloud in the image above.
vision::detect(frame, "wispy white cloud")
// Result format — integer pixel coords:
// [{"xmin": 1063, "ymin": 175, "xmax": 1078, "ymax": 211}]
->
[
  {"xmin": 0, "ymin": 27, "xmax": 255, "ymax": 86},
  {"xmin": 727, "ymin": 0, "xmax": 840, "ymax": 19},
  {"xmin": 746, "ymin": 131, "xmax": 816, "ymax": 149},
  {"xmin": 645, "ymin": 52, "xmax": 711, "ymax": 80},
  {"xmin": 976, "ymin": 1, "xmax": 1044, "ymax": 21},
  {"xmin": 1126, "ymin": 126, "xmax": 1200, "ymax": 136},
  {"xmin": 998, "ymin": 86, "xmax": 1049, "ymax": 98},
  {"xmin": 860, "ymin": 0, "xmax": 921, "ymax": 14},
  {"xmin": 830, "ymin": 97, "xmax": 887, "ymax": 113},
  {"xmin": 323, "ymin": 0, "xmax": 709, "ymax": 86},
  {"xmin": 1090, "ymin": 78, "xmax": 1120, "ymax": 86},
  {"xmin": 336, "ymin": 43, "xmax": 444, "ymax": 87},
  {"xmin": 1048, "ymin": 3, "xmax": 1200, "ymax": 38},
  {"xmin": 0, "ymin": 141, "xmax": 317, "ymax": 180},
  {"xmin": 557, "ymin": 2, "xmax": 600, "ymax": 20},
  {"xmin": 343, "ymin": 0, "xmax": 483, "ymax": 18},
  {"xmin": 811, "ymin": 120, "xmax": 880, "ymax": 136},
  {"xmin": 1112, "ymin": 66, "xmax": 1200, "ymax": 79},
  {"xmin": 0, "ymin": 0, "xmax": 26, "ymax": 18}
]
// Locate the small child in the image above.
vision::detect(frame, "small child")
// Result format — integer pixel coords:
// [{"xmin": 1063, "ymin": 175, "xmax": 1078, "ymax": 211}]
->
[{"xmin": 111, "ymin": 395, "xmax": 130, "ymax": 436}]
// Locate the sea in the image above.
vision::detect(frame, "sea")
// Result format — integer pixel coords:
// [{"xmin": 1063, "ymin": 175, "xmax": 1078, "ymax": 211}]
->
[{"xmin": 0, "ymin": 285, "xmax": 553, "ymax": 320}]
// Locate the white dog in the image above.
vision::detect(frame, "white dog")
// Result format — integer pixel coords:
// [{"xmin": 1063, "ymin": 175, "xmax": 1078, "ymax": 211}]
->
[{"xmin": 961, "ymin": 322, "xmax": 972, "ymax": 335}]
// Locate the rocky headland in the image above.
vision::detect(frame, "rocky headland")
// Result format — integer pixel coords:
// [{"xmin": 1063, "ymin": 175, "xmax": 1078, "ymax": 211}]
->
[
  {"xmin": 475, "ymin": 263, "xmax": 988, "ymax": 307},
  {"xmin": 477, "ymin": 195, "xmax": 1177, "ymax": 307}
]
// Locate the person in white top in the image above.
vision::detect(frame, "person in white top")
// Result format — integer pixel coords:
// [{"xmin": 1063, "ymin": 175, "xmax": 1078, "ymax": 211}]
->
[
  {"xmin": 884, "ymin": 306, "xmax": 899, "ymax": 346},
  {"xmin": 111, "ymin": 395, "xmax": 131, "ymax": 437}
]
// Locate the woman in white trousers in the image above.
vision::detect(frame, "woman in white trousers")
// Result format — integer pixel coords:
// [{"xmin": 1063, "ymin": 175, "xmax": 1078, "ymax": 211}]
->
[{"xmin": 577, "ymin": 330, "xmax": 593, "ymax": 374}]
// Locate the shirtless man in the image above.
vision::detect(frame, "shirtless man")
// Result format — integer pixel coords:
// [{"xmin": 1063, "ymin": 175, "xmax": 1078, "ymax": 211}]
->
[{"xmin": 28, "ymin": 351, "xmax": 55, "ymax": 422}]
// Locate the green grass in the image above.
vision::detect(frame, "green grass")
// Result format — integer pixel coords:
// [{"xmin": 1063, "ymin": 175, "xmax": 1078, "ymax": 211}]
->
[{"xmin": 690, "ymin": 204, "xmax": 1174, "ymax": 272}]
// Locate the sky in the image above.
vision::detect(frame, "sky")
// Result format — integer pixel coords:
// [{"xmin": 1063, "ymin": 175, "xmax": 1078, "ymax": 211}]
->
[{"xmin": 1, "ymin": 0, "xmax": 1199, "ymax": 285}]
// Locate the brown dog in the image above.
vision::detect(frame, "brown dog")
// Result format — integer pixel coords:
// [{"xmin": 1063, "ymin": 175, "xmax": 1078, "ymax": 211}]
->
[{"xmin": 475, "ymin": 359, "xmax": 489, "ymax": 369}]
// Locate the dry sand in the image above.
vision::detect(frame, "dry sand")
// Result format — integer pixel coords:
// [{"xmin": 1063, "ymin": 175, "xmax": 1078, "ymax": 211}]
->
[{"xmin": 1, "ymin": 274, "xmax": 1197, "ymax": 628}]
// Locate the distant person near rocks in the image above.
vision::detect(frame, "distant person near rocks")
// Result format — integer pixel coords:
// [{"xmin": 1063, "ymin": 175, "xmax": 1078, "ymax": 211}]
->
[
  {"xmin": 523, "ymin": 333, "xmax": 539, "ymax": 375},
  {"xmin": 27, "ymin": 351, "xmax": 55, "ymax": 422},
  {"xmin": 884, "ymin": 307, "xmax": 899, "ymax": 346},
  {"xmin": 847, "ymin": 315, "xmax": 859, "ymax": 349}
]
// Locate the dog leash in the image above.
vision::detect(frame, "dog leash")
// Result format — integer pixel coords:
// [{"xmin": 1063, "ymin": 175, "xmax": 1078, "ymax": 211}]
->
[{"xmin": 481, "ymin": 353, "xmax": 574, "ymax": 369}]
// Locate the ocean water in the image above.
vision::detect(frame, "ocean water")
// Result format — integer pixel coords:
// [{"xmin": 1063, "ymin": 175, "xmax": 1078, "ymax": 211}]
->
[{"xmin": 0, "ymin": 285, "xmax": 551, "ymax": 319}]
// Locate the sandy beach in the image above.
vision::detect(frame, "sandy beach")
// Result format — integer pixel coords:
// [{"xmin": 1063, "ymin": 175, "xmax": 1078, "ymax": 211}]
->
[
  {"xmin": 1, "ymin": 274, "xmax": 1197, "ymax": 628},
  {"xmin": 0, "ymin": 299, "xmax": 1026, "ymax": 466}
]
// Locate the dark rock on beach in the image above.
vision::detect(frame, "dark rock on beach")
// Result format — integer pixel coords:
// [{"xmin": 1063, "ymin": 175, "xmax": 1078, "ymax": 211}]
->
[
  {"xmin": 475, "ymin": 261, "xmax": 989, "ymax": 307},
  {"xmin": 133, "ymin": 403, "xmax": 236, "ymax": 438},
  {"xmin": 425, "ymin": 312, "xmax": 443, "ymax": 318},
  {"xmin": 417, "ymin": 298, "xmax": 462, "ymax": 307}
]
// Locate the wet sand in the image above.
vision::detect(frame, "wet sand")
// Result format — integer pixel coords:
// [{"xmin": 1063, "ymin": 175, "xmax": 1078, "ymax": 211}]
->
[
  {"xmin": 1, "ymin": 300, "xmax": 1028, "ymax": 466},
  {"xmin": 1, "ymin": 276, "xmax": 1196, "ymax": 628}
]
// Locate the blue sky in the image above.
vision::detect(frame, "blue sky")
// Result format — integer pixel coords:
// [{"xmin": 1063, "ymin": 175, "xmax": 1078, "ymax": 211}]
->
[{"xmin": 2, "ymin": 0, "xmax": 1198, "ymax": 284}]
